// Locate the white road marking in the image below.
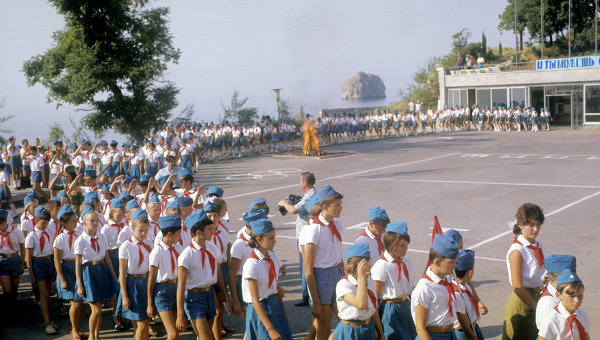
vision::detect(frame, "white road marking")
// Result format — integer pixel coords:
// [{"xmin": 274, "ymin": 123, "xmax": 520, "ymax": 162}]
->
[
  {"xmin": 275, "ymin": 235, "xmax": 503, "ymax": 262},
  {"xmin": 358, "ymin": 178, "xmax": 600, "ymax": 189},
  {"xmin": 469, "ymin": 190, "xmax": 600, "ymax": 250},
  {"xmin": 283, "ymin": 222, "xmax": 296, "ymax": 225},
  {"xmin": 429, "ymin": 227, "xmax": 470, "ymax": 232},
  {"xmin": 346, "ymin": 222, "xmax": 369, "ymax": 230},
  {"xmin": 223, "ymin": 153, "xmax": 457, "ymax": 200}
]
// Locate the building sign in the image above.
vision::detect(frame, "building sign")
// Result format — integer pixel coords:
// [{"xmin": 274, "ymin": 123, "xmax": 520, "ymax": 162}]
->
[{"xmin": 536, "ymin": 56, "xmax": 600, "ymax": 71}]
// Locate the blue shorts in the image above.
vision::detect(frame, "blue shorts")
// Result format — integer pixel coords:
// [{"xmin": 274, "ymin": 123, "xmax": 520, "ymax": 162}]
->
[
  {"xmin": 454, "ymin": 324, "xmax": 484, "ymax": 340},
  {"xmin": 0, "ymin": 254, "xmax": 21, "ymax": 277},
  {"xmin": 179, "ymin": 155, "xmax": 192, "ymax": 169},
  {"xmin": 32, "ymin": 258, "xmax": 55, "ymax": 282},
  {"xmin": 235, "ymin": 275, "xmax": 247, "ymax": 307},
  {"xmin": 154, "ymin": 282, "xmax": 177, "ymax": 312},
  {"xmin": 31, "ymin": 171, "xmax": 42, "ymax": 184},
  {"xmin": 0, "ymin": 186, "xmax": 11, "ymax": 200},
  {"xmin": 311, "ymin": 266, "xmax": 343, "ymax": 306},
  {"xmin": 128, "ymin": 165, "xmax": 140, "ymax": 180},
  {"xmin": 417, "ymin": 331, "xmax": 457, "ymax": 340},
  {"xmin": 184, "ymin": 287, "xmax": 216, "ymax": 320},
  {"xmin": 9, "ymin": 156, "xmax": 22, "ymax": 170}
]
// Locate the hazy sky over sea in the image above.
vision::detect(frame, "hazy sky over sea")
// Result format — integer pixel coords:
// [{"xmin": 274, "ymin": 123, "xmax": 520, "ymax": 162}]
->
[{"xmin": 0, "ymin": 0, "xmax": 512, "ymax": 141}]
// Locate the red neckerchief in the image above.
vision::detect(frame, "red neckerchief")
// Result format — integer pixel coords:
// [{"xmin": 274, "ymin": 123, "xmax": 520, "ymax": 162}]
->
[
  {"xmin": 160, "ymin": 243, "xmax": 180, "ymax": 273},
  {"xmin": 67, "ymin": 230, "xmax": 77, "ymax": 250},
  {"xmin": 0, "ymin": 227, "xmax": 15, "ymax": 250},
  {"xmin": 212, "ymin": 231, "xmax": 224, "ymax": 254},
  {"xmin": 313, "ymin": 215, "xmax": 341, "ymax": 242},
  {"xmin": 129, "ymin": 237, "xmax": 152, "ymax": 269},
  {"xmin": 422, "ymin": 270, "xmax": 458, "ymax": 317},
  {"xmin": 512, "ymin": 236, "xmax": 544, "ymax": 269},
  {"xmin": 39, "ymin": 229, "xmax": 50, "ymax": 253},
  {"xmin": 249, "ymin": 250, "xmax": 276, "ymax": 287},
  {"xmin": 540, "ymin": 288, "xmax": 553, "ymax": 299},
  {"xmin": 24, "ymin": 214, "xmax": 37, "ymax": 228},
  {"xmin": 342, "ymin": 274, "xmax": 377, "ymax": 308},
  {"xmin": 217, "ymin": 220, "xmax": 229, "ymax": 232},
  {"xmin": 238, "ymin": 232, "xmax": 249, "ymax": 243},
  {"xmin": 111, "ymin": 221, "xmax": 125, "ymax": 234},
  {"xmin": 189, "ymin": 241, "xmax": 215, "ymax": 275},
  {"xmin": 463, "ymin": 285, "xmax": 480, "ymax": 318},
  {"xmin": 554, "ymin": 305, "xmax": 586, "ymax": 340},
  {"xmin": 103, "ymin": 201, "xmax": 112, "ymax": 215},
  {"xmin": 52, "ymin": 220, "xmax": 61, "ymax": 239},
  {"xmin": 90, "ymin": 236, "xmax": 100, "ymax": 253},
  {"xmin": 360, "ymin": 229, "xmax": 383, "ymax": 256},
  {"xmin": 149, "ymin": 220, "xmax": 160, "ymax": 237},
  {"xmin": 382, "ymin": 254, "xmax": 409, "ymax": 283},
  {"xmin": 182, "ymin": 187, "xmax": 195, "ymax": 198}
]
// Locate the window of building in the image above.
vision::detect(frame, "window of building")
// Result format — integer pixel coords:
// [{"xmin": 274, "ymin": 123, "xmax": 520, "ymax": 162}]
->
[
  {"xmin": 584, "ymin": 85, "xmax": 600, "ymax": 124},
  {"xmin": 491, "ymin": 88, "xmax": 507, "ymax": 107},
  {"xmin": 510, "ymin": 88, "xmax": 526, "ymax": 108},
  {"xmin": 476, "ymin": 89, "xmax": 490, "ymax": 107}
]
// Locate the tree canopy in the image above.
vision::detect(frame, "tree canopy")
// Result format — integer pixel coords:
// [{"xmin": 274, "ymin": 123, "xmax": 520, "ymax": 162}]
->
[
  {"xmin": 221, "ymin": 90, "xmax": 258, "ymax": 125},
  {"xmin": 23, "ymin": 0, "xmax": 181, "ymax": 141}
]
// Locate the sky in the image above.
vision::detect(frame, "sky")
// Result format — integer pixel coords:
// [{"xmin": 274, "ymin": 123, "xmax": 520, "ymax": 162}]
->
[{"xmin": 0, "ymin": 0, "xmax": 513, "ymax": 141}]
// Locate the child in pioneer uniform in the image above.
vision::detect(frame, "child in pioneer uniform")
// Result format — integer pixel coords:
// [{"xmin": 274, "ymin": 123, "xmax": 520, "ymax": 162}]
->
[{"xmin": 535, "ymin": 255, "xmax": 577, "ymax": 329}]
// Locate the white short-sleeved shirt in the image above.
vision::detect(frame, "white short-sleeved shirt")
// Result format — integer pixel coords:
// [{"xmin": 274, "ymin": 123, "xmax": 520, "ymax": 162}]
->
[
  {"xmin": 118, "ymin": 237, "xmax": 153, "ymax": 275},
  {"xmin": 506, "ymin": 235, "xmax": 545, "ymax": 288},
  {"xmin": 211, "ymin": 221, "xmax": 231, "ymax": 263},
  {"xmin": 100, "ymin": 219, "xmax": 127, "ymax": 250},
  {"xmin": 53, "ymin": 229, "xmax": 82, "ymax": 260},
  {"xmin": 299, "ymin": 214, "xmax": 344, "ymax": 269},
  {"xmin": 47, "ymin": 220, "xmax": 61, "ymax": 240},
  {"xmin": 20, "ymin": 213, "xmax": 36, "ymax": 235},
  {"xmin": 355, "ymin": 227, "xmax": 385, "ymax": 264},
  {"xmin": 242, "ymin": 249, "xmax": 282, "ymax": 303},
  {"xmin": 230, "ymin": 231, "xmax": 253, "ymax": 276},
  {"xmin": 27, "ymin": 154, "xmax": 44, "ymax": 172},
  {"xmin": 536, "ymin": 284, "xmax": 559, "ymax": 329},
  {"xmin": 452, "ymin": 282, "xmax": 479, "ymax": 330},
  {"xmin": 74, "ymin": 231, "xmax": 109, "ymax": 263},
  {"xmin": 0, "ymin": 225, "xmax": 25, "ymax": 255},
  {"xmin": 335, "ymin": 274, "xmax": 377, "ymax": 321},
  {"xmin": 149, "ymin": 240, "xmax": 184, "ymax": 282},
  {"xmin": 178, "ymin": 239, "xmax": 220, "ymax": 289},
  {"xmin": 371, "ymin": 251, "xmax": 414, "ymax": 299},
  {"xmin": 538, "ymin": 303, "xmax": 591, "ymax": 340},
  {"xmin": 147, "ymin": 217, "xmax": 160, "ymax": 243},
  {"xmin": 411, "ymin": 267, "xmax": 464, "ymax": 327},
  {"xmin": 25, "ymin": 227, "xmax": 55, "ymax": 257}
]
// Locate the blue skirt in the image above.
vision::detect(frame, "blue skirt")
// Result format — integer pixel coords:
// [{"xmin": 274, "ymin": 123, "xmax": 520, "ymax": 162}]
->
[
  {"xmin": 0, "ymin": 254, "xmax": 21, "ymax": 277},
  {"xmin": 128, "ymin": 165, "xmax": 140, "ymax": 180},
  {"xmin": 235, "ymin": 275, "xmax": 247, "ymax": 307},
  {"xmin": 146, "ymin": 163, "xmax": 158, "ymax": 177},
  {"xmin": 81, "ymin": 263, "xmax": 119, "ymax": 302},
  {"xmin": 110, "ymin": 163, "xmax": 120, "ymax": 176},
  {"xmin": 116, "ymin": 276, "xmax": 150, "ymax": 321},
  {"xmin": 121, "ymin": 163, "xmax": 129, "ymax": 176},
  {"xmin": 57, "ymin": 261, "xmax": 82, "ymax": 301},
  {"xmin": 33, "ymin": 258, "xmax": 55, "ymax": 282},
  {"xmin": 0, "ymin": 186, "xmax": 11, "ymax": 200},
  {"xmin": 184, "ymin": 286, "xmax": 216, "ymax": 320},
  {"xmin": 378, "ymin": 299, "xmax": 416, "ymax": 340},
  {"xmin": 108, "ymin": 250, "xmax": 120, "ymax": 279},
  {"xmin": 179, "ymin": 156, "xmax": 192, "ymax": 169},
  {"xmin": 246, "ymin": 294, "xmax": 292, "ymax": 340},
  {"xmin": 454, "ymin": 324, "xmax": 484, "ymax": 340},
  {"xmin": 154, "ymin": 282, "xmax": 177, "ymax": 312},
  {"xmin": 333, "ymin": 320, "xmax": 376, "ymax": 340},
  {"xmin": 417, "ymin": 330, "xmax": 457, "ymax": 340},
  {"xmin": 100, "ymin": 163, "xmax": 112, "ymax": 178}
]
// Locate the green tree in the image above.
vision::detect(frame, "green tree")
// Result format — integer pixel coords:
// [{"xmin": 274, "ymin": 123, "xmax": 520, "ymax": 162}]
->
[
  {"xmin": 399, "ymin": 57, "xmax": 441, "ymax": 109},
  {"xmin": 278, "ymin": 98, "xmax": 292, "ymax": 121},
  {"xmin": 221, "ymin": 90, "xmax": 258, "ymax": 125},
  {"xmin": 170, "ymin": 104, "xmax": 196, "ymax": 126},
  {"xmin": 498, "ymin": 0, "xmax": 529, "ymax": 50},
  {"xmin": 47, "ymin": 122, "xmax": 67, "ymax": 144},
  {"xmin": 22, "ymin": 1, "xmax": 181, "ymax": 142},
  {"xmin": 452, "ymin": 28, "xmax": 472, "ymax": 53},
  {"xmin": 481, "ymin": 31, "xmax": 487, "ymax": 57},
  {"xmin": 0, "ymin": 98, "xmax": 15, "ymax": 145}
]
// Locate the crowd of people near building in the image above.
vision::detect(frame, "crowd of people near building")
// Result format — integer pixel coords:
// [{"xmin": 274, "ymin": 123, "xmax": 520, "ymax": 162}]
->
[{"xmin": 0, "ymin": 169, "xmax": 589, "ymax": 340}]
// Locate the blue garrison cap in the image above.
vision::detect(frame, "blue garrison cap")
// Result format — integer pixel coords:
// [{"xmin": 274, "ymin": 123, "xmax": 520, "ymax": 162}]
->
[
  {"xmin": 157, "ymin": 176, "xmax": 169, "ymax": 186},
  {"xmin": 110, "ymin": 198, "xmax": 124, "ymax": 209},
  {"xmin": 456, "ymin": 249, "xmax": 475, "ymax": 271},
  {"xmin": 34, "ymin": 206, "xmax": 50, "ymax": 218},
  {"xmin": 110, "ymin": 140, "xmax": 118, "ymax": 147},
  {"xmin": 316, "ymin": 185, "xmax": 338, "ymax": 202},
  {"xmin": 118, "ymin": 190, "xmax": 131, "ymax": 200},
  {"xmin": 102, "ymin": 184, "xmax": 111, "ymax": 193},
  {"xmin": 207, "ymin": 186, "xmax": 223, "ymax": 197},
  {"xmin": 177, "ymin": 197, "xmax": 193, "ymax": 207},
  {"xmin": 248, "ymin": 218, "xmax": 274, "ymax": 235},
  {"xmin": 148, "ymin": 196, "xmax": 161, "ymax": 204},
  {"xmin": 126, "ymin": 199, "xmax": 140, "ymax": 211},
  {"xmin": 99, "ymin": 140, "xmax": 107, "ymax": 146},
  {"xmin": 184, "ymin": 210, "xmax": 209, "ymax": 229},
  {"xmin": 557, "ymin": 269, "xmax": 582, "ymax": 286},
  {"xmin": 432, "ymin": 233, "xmax": 459, "ymax": 259},
  {"xmin": 24, "ymin": 194, "xmax": 36, "ymax": 206},
  {"xmin": 159, "ymin": 215, "xmax": 182, "ymax": 230},
  {"xmin": 545, "ymin": 255, "xmax": 577, "ymax": 274},
  {"xmin": 131, "ymin": 209, "xmax": 148, "ymax": 220},
  {"xmin": 50, "ymin": 196, "xmax": 61, "ymax": 203},
  {"xmin": 203, "ymin": 200, "xmax": 217, "ymax": 212},
  {"xmin": 178, "ymin": 169, "xmax": 193, "ymax": 178},
  {"xmin": 345, "ymin": 244, "xmax": 370, "ymax": 260},
  {"xmin": 139, "ymin": 174, "xmax": 151, "ymax": 182},
  {"xmin": 85, "ymin": 191, "xmax": 98, "ymax": 201},
  {"xmin": 84, "ymin": 168, "xmax": 97, "ymax": 178},
  {"xmin": 122, "ymin": 177, "xmax": 134, "ymax": 185},
  {"xmin": 369, "ymin": 206, "xmax": 389, "ymax": 221},
  {"xmin": 69, "ymin": 142, "xmax": 78, "ymax": 149},
  {"xmin": 386, "ymin": 222, "xmax": 408, "ymax": 235},
  {"xmin": 243, "ymin": 209, "xmax": 267, "ymax": 226},
  {"xmin": 248, "ymin": 197, "xmax": 266, "ymax": 210},
  {"xmin": 0, "ymin": 210, "xmax": 7, "ymax": 220},
  {"xmin": 56, "ymin": 205, "xmax": 74, "ymax": 221},
  {"xmin": 445, "ymin": 229, "xmax": 463, "ymax": 243},
  {"xmin": 166, "ymin": 200, "xmax": 179, "ymax": 210},
  {"xmin": 304, "ymin": 195, "xmax": 319, "ymax": 214},
  {"xmin": 80, "ymin": 205, "xmax": 95, "ymax": 218},
  {"xmin": 82, "ymin": 196, "xmax": 94, "ymax": 205}
]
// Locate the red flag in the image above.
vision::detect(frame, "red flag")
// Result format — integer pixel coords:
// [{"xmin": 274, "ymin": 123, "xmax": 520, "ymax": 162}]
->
[{"xmin": 424, "ymin": 215, "xmax": 444, "ymax": 274}]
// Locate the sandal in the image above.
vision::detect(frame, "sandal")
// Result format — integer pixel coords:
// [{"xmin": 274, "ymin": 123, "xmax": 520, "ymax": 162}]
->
[
  {"xmin": 45, "ymin": 324, "xmax": 58, "ymax": 335},
  {"xmin": 113, "ymin": 319, "xmax": 128, "ymax": 332},
  {"xmin": 223, "ymin": 325, "xmax": 235, "ymax": 333},
  {"xmin": 79, "ymin": 332, "xmax": 89, "ymax": 339}
]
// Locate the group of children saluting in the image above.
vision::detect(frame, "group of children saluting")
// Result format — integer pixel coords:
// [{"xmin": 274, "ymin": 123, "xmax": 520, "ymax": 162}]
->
[{"xmin": 0, "ymin": 173, "xmax": 591, "ymax": 340}]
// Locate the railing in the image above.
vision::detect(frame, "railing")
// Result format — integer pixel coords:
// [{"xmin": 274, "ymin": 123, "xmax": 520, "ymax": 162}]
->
[{"xmin": 445, "ymin": 62, "xmax": 537, "ymax": 75}]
